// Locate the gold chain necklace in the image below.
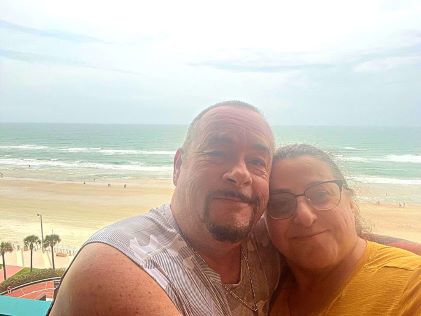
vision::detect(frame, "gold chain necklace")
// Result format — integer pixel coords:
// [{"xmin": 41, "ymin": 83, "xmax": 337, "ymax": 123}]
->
[
  {"xmin": 221, "ymin": 247, "xmax": 258, "ymax": 313},
  {"xmin": 182, "ymin": 236, "xmax": 258, "ymax": 313}
]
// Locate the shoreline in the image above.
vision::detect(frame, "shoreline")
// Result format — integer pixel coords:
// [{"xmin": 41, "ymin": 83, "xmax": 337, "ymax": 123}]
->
[{"xmin": 1, "ymin": 177, "xmax": 420, "ymax": 251}]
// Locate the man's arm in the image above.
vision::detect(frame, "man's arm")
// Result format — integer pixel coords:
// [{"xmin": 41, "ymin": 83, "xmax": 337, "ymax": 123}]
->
[{"xmin": 50, "ymin": 243, "xmax": 181, "ymax": 316}]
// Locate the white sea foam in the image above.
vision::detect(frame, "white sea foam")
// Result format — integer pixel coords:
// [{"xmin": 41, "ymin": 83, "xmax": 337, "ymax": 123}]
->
[
  {"xmin": 382, "ymin": 154, "xmax": 421, "ymax": 164},
  {"xmin": 0, "ymin": 158, "xmax": 172, "ymax": 172},
  {"xmin": 350, "ymin": 176, "xmax": 421, "ymax": 185},
  {"xmin": 61, "ymin": 147, "xmax": 101, "ymax": 153},
  {"xmin": 57, "ymin": 147, "xmax": 175, "ymax": 155},
  {"xmin": 0, "ymin": 144, "xmax": 49, "ymax": 150},
  {"xmin": 343, "ymin": 146, "xmax": 360, "ymax": 150},
  {"xmin": 99, "ymin": 149, "xmax": 175, "ymax": 155},
  {"xmin": 339, "ymin": 156, "xmax": 369, "ymax": 162},
  {"xmin": 337, "ymin": 154, "xmax": 421, "ymax": 164},
  {"xmin": 0, "ymin": 144, "xmax": 175, "ymax": 156}
]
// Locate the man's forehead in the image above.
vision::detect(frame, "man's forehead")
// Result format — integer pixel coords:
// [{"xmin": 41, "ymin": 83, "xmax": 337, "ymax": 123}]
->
[
  {"xmin": 195, "ymin": 106, "xmax": 274, "ymax": 152},
  {"xmin": 202, "ymin": 132, "xmax": 271, "ymax": 153},
  {"xmin": 201, "ymin": 106, "xmax": 271, "ymax": 134}
]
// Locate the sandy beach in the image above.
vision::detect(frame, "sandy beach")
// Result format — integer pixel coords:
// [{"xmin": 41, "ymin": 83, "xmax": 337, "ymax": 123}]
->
[
  {"xmin": 0, "ymin": 177, "xmax": 174, "ymax": 249},
  {"xmin": 1, "ymin": 176, "xmax": 420, "ymax": 270}
]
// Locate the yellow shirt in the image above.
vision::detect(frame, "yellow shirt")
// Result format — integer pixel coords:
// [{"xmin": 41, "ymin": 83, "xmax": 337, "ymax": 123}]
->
[{"xmin": 270, "ymin": 241, "xmax": 421, "ymax": 316}]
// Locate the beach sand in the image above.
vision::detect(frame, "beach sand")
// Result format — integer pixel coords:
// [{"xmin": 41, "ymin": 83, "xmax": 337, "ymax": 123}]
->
[
  {"xmin": 0, "ymin": 177, "xmax": 174, "ymax": 249},
  {"xmin": 1, "ymin": 177, "xmax": 420, "ymax": 270}
]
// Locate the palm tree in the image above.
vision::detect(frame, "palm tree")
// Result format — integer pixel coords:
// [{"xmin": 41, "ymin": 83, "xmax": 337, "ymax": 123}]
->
[
  {"xmin": 43, "ymin": 234, "xmax": 61, "ymax": 271},
  {"xmin": 1, "ymin": 241, "xmax": 13, "ymax": 281},
  {"xmin": 23, "ymin": 235, "xmax": 41, "ymax": 272}
]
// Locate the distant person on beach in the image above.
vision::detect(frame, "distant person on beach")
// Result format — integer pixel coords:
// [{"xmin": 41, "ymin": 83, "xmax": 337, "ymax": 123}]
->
[
  {"xmin": 267, "ymin": 144, "xmax": 421, "ymax": 315},
  {"xmin": 50, "ymin": 101, "xmax": 279, "ymax": 315}
]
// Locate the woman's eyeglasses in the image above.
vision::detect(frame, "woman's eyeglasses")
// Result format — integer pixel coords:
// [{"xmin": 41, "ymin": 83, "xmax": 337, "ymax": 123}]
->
[{"xmin": 267, "ymin": 180, "xmax": 344, "ymax": 220}]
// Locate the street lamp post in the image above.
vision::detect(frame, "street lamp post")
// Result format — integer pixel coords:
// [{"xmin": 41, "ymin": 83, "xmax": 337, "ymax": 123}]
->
[{"xmin": 37, "ymin": 213, "xmax": 44, "ymax": 252}]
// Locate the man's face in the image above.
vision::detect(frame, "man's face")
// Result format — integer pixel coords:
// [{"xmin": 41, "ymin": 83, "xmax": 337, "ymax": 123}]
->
[{"xmin": 174, "ymin": 106, "xmax": 273, "ymax": 243}]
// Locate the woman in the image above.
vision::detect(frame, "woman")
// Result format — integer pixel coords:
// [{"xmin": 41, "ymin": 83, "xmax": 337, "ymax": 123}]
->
[{"xmin": 266, "ymin": 144, "xmax": 421, "ymax": 316}]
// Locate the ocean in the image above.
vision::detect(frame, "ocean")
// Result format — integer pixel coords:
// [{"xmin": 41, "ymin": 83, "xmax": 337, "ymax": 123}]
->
[{"xmin": 1, "ymin": 123, "xmax": 421, "ymax": 200}]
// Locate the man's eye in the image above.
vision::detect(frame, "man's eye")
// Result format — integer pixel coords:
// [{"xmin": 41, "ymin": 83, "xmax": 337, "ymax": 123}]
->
[{"xmin": 249, "ymin": 158, "xmax": 266, "ymax": 168}]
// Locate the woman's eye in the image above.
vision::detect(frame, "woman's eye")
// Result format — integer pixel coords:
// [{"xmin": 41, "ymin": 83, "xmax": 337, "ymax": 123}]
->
[{"xmin": 310, "ymin": 191, "xmax": 330, "ymax": 202}]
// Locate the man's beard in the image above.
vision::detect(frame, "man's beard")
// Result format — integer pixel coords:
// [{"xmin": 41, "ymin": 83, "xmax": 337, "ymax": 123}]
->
[{"xmin": 203, "ymin": 190, "xmax": 261, "ymax": 243}]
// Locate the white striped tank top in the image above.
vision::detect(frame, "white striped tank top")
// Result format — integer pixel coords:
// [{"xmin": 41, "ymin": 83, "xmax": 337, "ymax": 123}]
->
[{"xmin": 85, "ymin": 204, "xmax": 281, "ymax": 315}]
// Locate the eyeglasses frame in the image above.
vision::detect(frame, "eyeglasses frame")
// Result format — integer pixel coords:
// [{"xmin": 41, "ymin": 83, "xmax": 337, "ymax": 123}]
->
[{"xmin": 267, "ymin": 179, "xmax": 345, "ymax": 220}]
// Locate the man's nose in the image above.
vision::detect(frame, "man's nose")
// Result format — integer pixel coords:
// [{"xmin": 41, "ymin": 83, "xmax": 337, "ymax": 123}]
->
[
  {"xmin": 222, "ymin": 159, "xmax": 252, "ymax": 187},
  {"xmin": 292, "ymin": 197, "xmax": 317, "ymax": 227}
]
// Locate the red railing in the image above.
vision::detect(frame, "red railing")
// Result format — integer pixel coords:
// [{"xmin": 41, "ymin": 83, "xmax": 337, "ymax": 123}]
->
[{"xmin": 1, "ymin": 277, "xmax": 61, "ymax": 300}]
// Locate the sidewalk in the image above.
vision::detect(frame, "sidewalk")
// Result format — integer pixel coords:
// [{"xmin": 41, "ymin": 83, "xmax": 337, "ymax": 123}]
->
[{"xmin": 0, "ymin": 265, "xmax": 23, "ymax": 282}]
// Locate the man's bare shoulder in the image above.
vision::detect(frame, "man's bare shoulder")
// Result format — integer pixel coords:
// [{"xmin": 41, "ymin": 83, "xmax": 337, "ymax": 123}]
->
[{"xmin": 50, "ymin": 243, "xmax": 180, "ymax": 316}]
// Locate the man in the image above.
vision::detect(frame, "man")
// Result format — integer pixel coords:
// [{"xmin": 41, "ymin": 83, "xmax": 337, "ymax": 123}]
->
[{"xmin": 50, "ymin": 101, "xmax": 280, "ymax": 315}]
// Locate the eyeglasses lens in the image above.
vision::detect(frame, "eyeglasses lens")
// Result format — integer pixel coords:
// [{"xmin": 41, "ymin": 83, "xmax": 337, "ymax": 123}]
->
[
  {"xmin": 268, "ymin": 193, "xmax": 297, "ymax": 219},
  {"xmin": 268, "ymin": 181, "xmax": 341, "ymax": 219},
  {"xmin": 306, "ymin": 182, "xmax": 341, "ymax": 210}
]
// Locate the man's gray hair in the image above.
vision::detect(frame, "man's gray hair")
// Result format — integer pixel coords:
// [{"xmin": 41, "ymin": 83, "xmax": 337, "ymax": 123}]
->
[{"xmin": 181, "ymin": 100, "xmax": 266, "ymax": 154}]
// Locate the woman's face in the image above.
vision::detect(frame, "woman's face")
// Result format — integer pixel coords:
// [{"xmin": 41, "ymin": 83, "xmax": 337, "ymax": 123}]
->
[{"xmin": 266, "ymin": 156, "xmax": 359, "ymax": 271}]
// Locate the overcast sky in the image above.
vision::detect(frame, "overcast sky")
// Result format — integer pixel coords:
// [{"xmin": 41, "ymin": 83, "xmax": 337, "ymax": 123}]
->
[{"xmin": 0, "ymin": 0, "xmax": 420, "ymax": 125}]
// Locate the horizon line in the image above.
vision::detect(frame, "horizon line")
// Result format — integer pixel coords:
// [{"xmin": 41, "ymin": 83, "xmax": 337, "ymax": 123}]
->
[{"xmin": 1, "ymin": 121, "xmax": 421, "ymax": 128}]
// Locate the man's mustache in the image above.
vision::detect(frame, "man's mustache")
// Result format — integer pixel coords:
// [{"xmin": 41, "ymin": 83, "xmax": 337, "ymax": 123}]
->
[{"xmin": 208, "ymin": 190, "xmax": 257, "ymax": 205}]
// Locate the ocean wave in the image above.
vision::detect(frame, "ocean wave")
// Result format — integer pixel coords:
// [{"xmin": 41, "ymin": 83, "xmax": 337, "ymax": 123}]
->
[
  {"xmin": 338, "ymin": 156, "xmax": 369, "ymax": 162},
  {"xmin": 0, "ymin": 158, "xmax": 172, "ymax": 172},
  {"xmin": 60, "ymin": 147, "xmax": 102, "ymax": 153},
  {"xmin": 337, "ymin": 154, "xmax": 421, "ymax": 164},
  {"xmin": 0, "ymin": 144, "xmax": 176, "ymax": 156},
  {"xmin": 349, "ymin": 176, "xmax": 421, "ymax": 185},
  {"xmin": 99, "ymin": 149, "xmax": 175, "ymax": 155},
  {"xmin": 343, "ymin": 146, "xmax": 360, "ymax": 150},
  {"xmin": 0, "ymin": 144, "xmax": 49, "ymax": 150},
  {"xmin": 383, "ymin": 154, "xmax": 421, "ymax": 164}
]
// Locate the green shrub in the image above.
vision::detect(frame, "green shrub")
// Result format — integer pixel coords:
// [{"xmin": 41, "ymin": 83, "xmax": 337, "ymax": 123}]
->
[{"xmin": 0, "ymin": 268, "xmax": 65, "ymax": 292}]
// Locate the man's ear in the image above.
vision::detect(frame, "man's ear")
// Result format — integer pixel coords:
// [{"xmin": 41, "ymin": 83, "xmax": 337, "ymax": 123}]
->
[{"xmin": 173, "ymin": 148, "xmax": 183, "ymax": 186}]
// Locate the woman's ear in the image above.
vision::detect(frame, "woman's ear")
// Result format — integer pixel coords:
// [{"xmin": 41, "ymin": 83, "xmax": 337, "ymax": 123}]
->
[{"xmin": 173, "ymin": 149, "xmax": 183, "ymax": 186}]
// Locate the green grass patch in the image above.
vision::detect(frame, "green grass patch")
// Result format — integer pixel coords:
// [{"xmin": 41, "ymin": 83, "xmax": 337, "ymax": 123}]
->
[
  {"xmin": 0, "ymin": 268, "xmax": 65, "ymax": 292},
  {"xmin": 13, "ymin": 267, "xmax": 42, "ymax": 278}
]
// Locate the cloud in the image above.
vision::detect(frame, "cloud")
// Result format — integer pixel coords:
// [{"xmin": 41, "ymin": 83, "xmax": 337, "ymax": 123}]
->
[
  {"xmin": 0, "ymin": 48, "xmax": 142, "ymax": 75},
  {"xmin": 188, "ymin": 51, "xmax": 334, "ymax": 73},
  {"xmin": 0, "ymin": 19, "xmax": 104, "ymax": 43},
  {"xmin": 188, "ymin": 34, "xmax": 421, "ymax": 75},
  {"xmin": 352, "ymin": 39, "xmax": 421, "ymax": 72},
  {"xmin": 189, "ymin": 60, "xmax": 332, "ymax": 73},
  {"xmin": 354, "ymin": 55, "xmax": 421, "ymax": 72}
]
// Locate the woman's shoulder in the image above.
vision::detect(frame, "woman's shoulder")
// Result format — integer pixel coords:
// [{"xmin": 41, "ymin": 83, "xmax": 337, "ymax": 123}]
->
[
  {"xmin": 364, "ymin": 241, "xmax": 421, "ymax": 272},
  {"xmin": 325, "ymin": 241, "xmax": 421, "ymax": 315}
]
